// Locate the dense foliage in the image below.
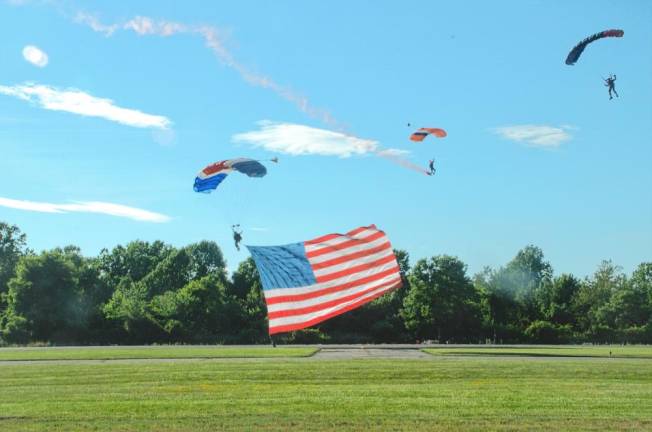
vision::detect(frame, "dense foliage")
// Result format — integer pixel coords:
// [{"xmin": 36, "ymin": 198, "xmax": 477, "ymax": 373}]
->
[{"xmin": 0, "ymin": 222, "xmax": 650, "ymax": 345}]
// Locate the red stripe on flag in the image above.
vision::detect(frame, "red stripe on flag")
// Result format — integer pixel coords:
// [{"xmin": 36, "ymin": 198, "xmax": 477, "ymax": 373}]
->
[
  {"xmin": 310, "ymin": 241, "xmax": 391, "ymax": 270},
  {"xmin": 315, "ymin": 254, "xmax": 398, "ymax": 283},
  {"xmin": 305, "ymin": 231, "xmax": 386, "ymax": 258},
  {"xmin": 268, "ymin": 284, "xmax": 400, "ymax": 335},
  {"xmin": 267, "ymin": 277, "xmax": 401, "ymax": 319},
  {"xmin": 265, "ymin": 266, "xmax": 400, "ymax": 305}
]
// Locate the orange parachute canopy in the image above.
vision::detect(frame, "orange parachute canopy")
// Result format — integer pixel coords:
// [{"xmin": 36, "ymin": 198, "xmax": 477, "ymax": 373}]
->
[{"xmin": 410, "ymin": 128, "xmax": 447, "ymax": 142}]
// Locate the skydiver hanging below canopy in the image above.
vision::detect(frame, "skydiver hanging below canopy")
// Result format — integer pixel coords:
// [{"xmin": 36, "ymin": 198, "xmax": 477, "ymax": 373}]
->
[
  {"xmin": 604, "ymin": 74, "xmax": 619, "ymax": 100},
  {"xmin": 232, "ymin": 224, "xmax": 243, "ymax": 251},
  {"xmin": 427, "ymin": 159, "xmax": 436, "ymax": 176}
]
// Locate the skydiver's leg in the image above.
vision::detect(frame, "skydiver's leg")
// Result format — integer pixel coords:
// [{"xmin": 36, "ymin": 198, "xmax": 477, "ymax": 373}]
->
[{"xmin": 613, "ymin": 87, "xmax": 619, "ymax": 97}]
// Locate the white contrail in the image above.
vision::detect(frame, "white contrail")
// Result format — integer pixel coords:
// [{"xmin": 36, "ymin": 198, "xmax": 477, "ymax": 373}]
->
[
  {"xmin": 73, "ymin": 12, "xmax": 422, "ymax": 173},
  {"xmin": 75, "ymin": 13, "xmax": 342, "ymax": 130},
  {"xmin": 374, "ymin": 149, "xmax": 430, "ymax": 175}
]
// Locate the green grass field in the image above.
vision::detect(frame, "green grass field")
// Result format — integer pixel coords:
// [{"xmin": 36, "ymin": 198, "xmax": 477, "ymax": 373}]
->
[
  {"xmin": 1, "ymin": 349, "xmax": 651, "ymax": 431},
  {"xmin": 0, "ymin": 346, "xmax": 317, "ymax": 361},
  {"xmin": 423, "ymin": 345, "xmax": 652, "ymax": 359}
]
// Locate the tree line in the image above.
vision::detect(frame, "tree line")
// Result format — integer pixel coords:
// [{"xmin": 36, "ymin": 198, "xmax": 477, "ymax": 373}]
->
[{"xmin": 0, "ymin": 221, "xmax": 650, "ymax": 345}]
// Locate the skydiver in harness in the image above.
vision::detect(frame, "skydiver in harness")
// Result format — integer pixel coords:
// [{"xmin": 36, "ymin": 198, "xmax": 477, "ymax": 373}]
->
[
  {"xmin": 232, "ymin": 224, "xmax": 243, "ymax": 251},
  {"xmin": 427, "ymin": 159, "xmax": 436, "ymax": 176},
  {"xmin": 604, "ymin": 74, "xmax": 618, "ymax": 100}
]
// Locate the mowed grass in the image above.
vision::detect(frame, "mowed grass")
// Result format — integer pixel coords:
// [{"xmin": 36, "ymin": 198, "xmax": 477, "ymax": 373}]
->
[
  {"xmin": 0, "ymin": 346, "xmax": 317, "ymax": 361},
  {"xmin": 423, "ymin": 345, "xmax": 652, "ymax": 359},
  {"xmin": 1, "ymin": 356, "xmax": 651, "ymax": 431}
]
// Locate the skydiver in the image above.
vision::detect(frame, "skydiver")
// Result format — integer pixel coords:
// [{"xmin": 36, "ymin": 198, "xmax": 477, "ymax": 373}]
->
[
  {"xmin": 232, "ymin": 224, "xmax": 243, "ymax": 251},
  {"xmin": 428, "ymin": 159, "xmax": 436, "ymax": 176},
  {"xmin": 604, "ymin": 74, "xmax": 619, "ymax": 100}
]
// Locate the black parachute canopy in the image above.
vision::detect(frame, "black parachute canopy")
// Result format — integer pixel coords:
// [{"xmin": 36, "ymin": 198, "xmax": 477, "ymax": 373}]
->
[{"xmin": 565, "ymin": 29, "xmax": 624, "ymax": 65}]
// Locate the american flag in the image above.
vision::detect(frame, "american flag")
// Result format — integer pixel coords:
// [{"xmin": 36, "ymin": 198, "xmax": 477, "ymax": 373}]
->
[{"xmin": 247, "ymin": 225, "xmax": 402, "ymax": 335}]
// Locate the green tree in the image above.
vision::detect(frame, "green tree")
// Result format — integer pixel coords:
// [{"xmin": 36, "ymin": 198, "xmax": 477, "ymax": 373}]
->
[
  {"xmin": 2, "ymin": 250, "xmax": 82, "ymax": 343},
  {"xmin": 76, "ymin": 256, "xmax": 114, "ymax": 343},
  {"xmin": 628, "ymin": 262, "xmax": 652, "ymax": 324},
  {"xmin": 101, "ymin": 241, "xmax": 230, "ymax": 343},
  {"xmin": 230, "ymin": 258, "xmax": 269, "ymax": 343},
  {"xmin": 475, "ymin": 266, "xmax": 523, "ymax": 343},
  {"xmin": 184, "ymin": 241, "xmax": 227, "ymax": 281},
  {"xmin": 594, "ymin": 263, "xmax": 652, "ymax": 342},
  {"xmin": 537, "ymin": 274, "xmax": 581, "ymax": 326},
  {"xmin": 572, "ymin": 260, "xmax": 626, "ymax": 342},
  {"xmin": 0, "ymin": 222, "xmax": 29, "ymax": 312},
  {"xmin": 501, "ymin": 245, "xmax": 552, "ymax": 323},
  {"xmin": 97, "ymin": 240, "xmax": 173, "ymax": 290},
  {"xmin": 140, "ymin": 248, "xmax": 192, "ymax": 296},
  {"xmin": 626, "ymin": 263, "xmax": 652, "ymax": 343},
  {"xmin": 102, "ymin": 278, "xmax": 156, "ymax": 343},
  {"xmin": 479, "ymin": 246, "xmax": 553, "ymax": 342},
  {"xmin": 402, "ymin": 255, "xmax": 481, "ymax": 342},
  {"xmin": 99, "ymin": 243, "xmax": 187, "ymax": 343},
  {"xmin": 524, "ymin": 320, "xmax": 572, "ymax": 344},
  {"xmin": 44, "ymin": 246, "xmax": 111, "ymax": 343}
]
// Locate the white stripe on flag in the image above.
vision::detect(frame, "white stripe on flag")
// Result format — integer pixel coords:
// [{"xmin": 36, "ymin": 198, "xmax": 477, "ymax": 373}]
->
[
  {"xmin": 304, "ymin": 228, "xmax": 379, "ymax": 253},
  {"xmin": 263, "ymin": 261, "xmax": 400, "ymax": 299},
  {"xmin": 268, "ymin": 283, "xmax": 399, "ymax": 328},
  {"xmin": 307, "ymin": 237, "xmax": 391, "ymax": 264},
  {"xmin": 311, "ymin": 247, "xmax": 395, "ymax": 278},
  {"xmin": 266, "ymin": 273, "xmax": 401, "ymax": 313}
]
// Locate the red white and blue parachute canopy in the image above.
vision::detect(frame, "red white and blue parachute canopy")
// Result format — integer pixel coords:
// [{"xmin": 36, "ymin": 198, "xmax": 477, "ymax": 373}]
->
[
  {"xmin": 193, "ymin": 158, "xmax": 267, "ymax": 193},
  {"xmin": 409, "ymin": 127, "xmax": 447, "ymax": 142},
  {"xmin": 565, "ymin": 29, "xmax": 624, "ymax": 65}
]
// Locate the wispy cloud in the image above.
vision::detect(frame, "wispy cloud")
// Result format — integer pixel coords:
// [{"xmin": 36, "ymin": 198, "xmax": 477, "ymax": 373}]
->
[
  {"xmin": 0, "ymin": 197, "xmax": 171, "ymax": 223},
  {"xmin": 233, "ymin": 121, "xmax": 378, "ymax": 158},
  {"xmin": 22, "ymin": 45, "xmax": 48, "ymax": 67},
  {"xmin": 234, "ymin": 121, "xmax": 430, "ymax": 174},
  {"xmin": 0, "ymin": 82, "xmax": 171, "ymax": 129},
  {"xmin": 74, "ymin": 13, "xmax": 341, "ymax": 130},
  {"xmin": 492, "ymin": 125, "xmax": 573, "ymax": 148}
]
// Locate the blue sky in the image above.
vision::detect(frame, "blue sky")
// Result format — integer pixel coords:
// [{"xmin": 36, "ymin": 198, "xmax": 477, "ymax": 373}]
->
[{"xmin": 1, "ymin": 0, "xmax": 650, "ymax": 277}]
